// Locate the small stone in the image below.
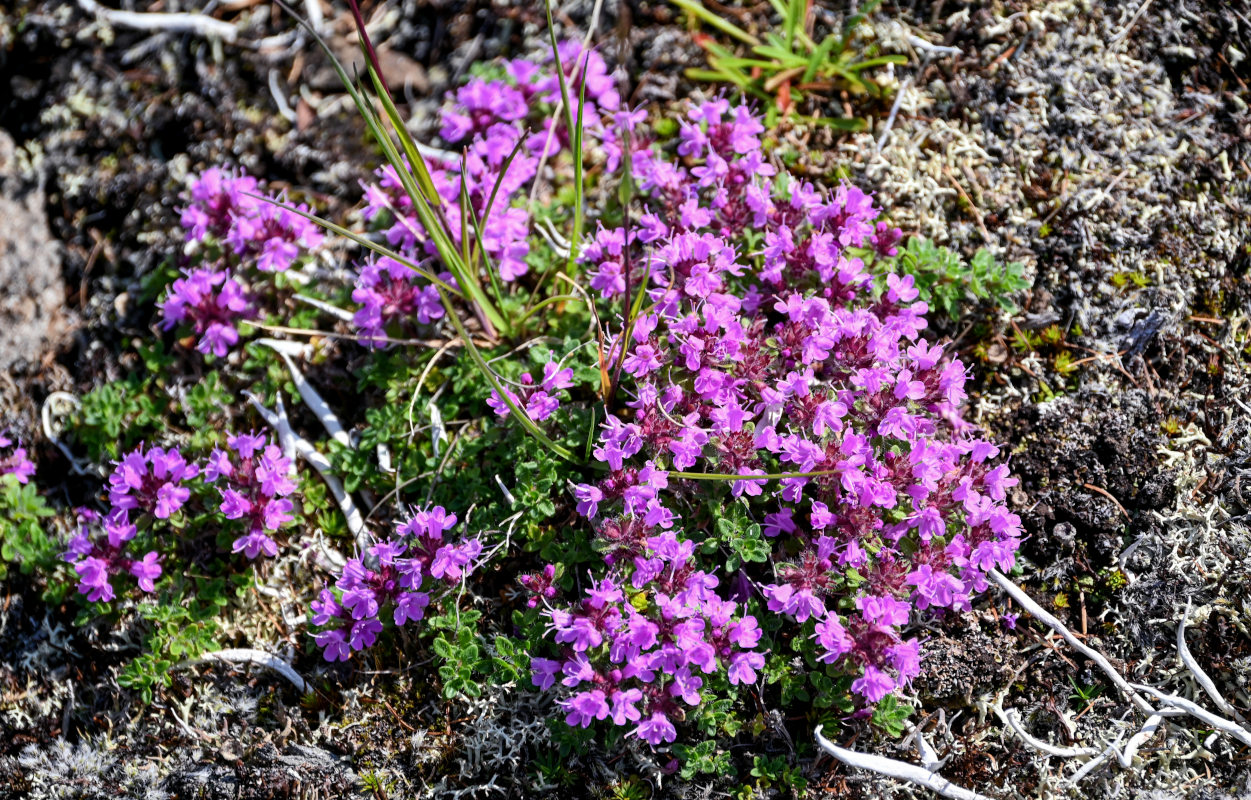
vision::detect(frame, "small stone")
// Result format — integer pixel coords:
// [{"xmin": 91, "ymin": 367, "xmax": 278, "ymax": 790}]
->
[{"xmin": 0, "ymin": 130, "xmax": 67, "ymax": 371}]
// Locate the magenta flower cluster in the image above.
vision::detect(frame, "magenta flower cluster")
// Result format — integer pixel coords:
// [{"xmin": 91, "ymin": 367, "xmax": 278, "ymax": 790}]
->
[
  {"xmin": 63, "ymin": 509, "xmax": 162, "ymax": 603},
  {"xmin": 532, "ymin": 531, "xmax": 765, "ymax": 745},
  {"xmin": 180, "ymin": 167, "xmax": 323, "ymax": 271},
  {"xmin": 487, "ymin": 360, "xmax": 574, "ymax": 423},
  {"xmin": 351, "ymin": 256, "xmax": 446, "ymax": 346},
  {"xmin": 63, "ymin": 435, "xmax": 299, "ymax": 601},
  {"xmin": 351, "ymin": 42, "xmax": 624, "ymax": 345},
  {"xmin": 63, "ymin": 445, "xmax": 200, "ymax": 602},
  {"xmin": 160, "ymin": 267, "xmax": 251, "ymax": 357},
  {"xmin": 311, "ymin": 506, "xmax": 484, "ymax": 662},
  {"xmin": 527, "ymin": 97, "xmax": 1021, "ymax": 736},
  {"xmin": 0, "ymin": 432, "xmax": 36, "ymax": 485},
  {"xmin": 161, "ymin": 168, "xmax": 323, "ymax": 357},
  {"xmin": 204, "ymin": 432, "xmax": 297, "ymax": 560}
]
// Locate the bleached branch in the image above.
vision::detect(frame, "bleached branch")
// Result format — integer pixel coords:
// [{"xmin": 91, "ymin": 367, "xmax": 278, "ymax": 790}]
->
[
  {"xmin": 814, "ymin": 725, "xmax": 994, "ymax": 800},
  {"xmin": 193, "ymin": 648, "xmax": 310, "ymax": 693},
  {"xmin": 989, "ymin": 569, "xmax": 1154, "ymax": 713},
  {"xmin": 77, "ymin": 0, "xmax": 239, "ymax": 43}
]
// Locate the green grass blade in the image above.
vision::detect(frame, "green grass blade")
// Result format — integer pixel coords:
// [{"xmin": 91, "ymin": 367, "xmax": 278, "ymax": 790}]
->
[
  {"xmin": 462, "ymin": 170, "xmax": 507, "ymax": 315},
  {"xmin": 806, "ymin": 116, "xmax": 869, "ymax": 131},
  {"xmin": 803, "ymin": 32, "xmax": 838, "ymax": 83},
  {"xmin": 543, "ymin": 2, "xmax": 587, "ymax": 270},
  {"xmin": 516, "ymin": 294, "xmax": 586, "ymax": 326},
  {"xmin": 785, "ymin": 0, "xmax": 803, "ymax": 50},
  {"xmin": 294, "ymin": 11, "xmax": 507, "ymax": 336},
  {"xmin": 242, "ymin": 191, "xmax": 464, "ymax": 298},
  {"xmin": 567, "ymin": 54, "xmax": 589, "ymax": 269},
  {"xmin": 363, "ymin": 67, "xmax": 442, "ymax": 210},
  {"xmin": 435, "ymin": 287, "xmax": 579, "ymax": 463},
  {"xmin": 670, "ymin": 0, "xmax": 760, "ymax": 46},
  {"xmin": 845, "ymin": 54, "xmax": 908, "ymax": 72}
]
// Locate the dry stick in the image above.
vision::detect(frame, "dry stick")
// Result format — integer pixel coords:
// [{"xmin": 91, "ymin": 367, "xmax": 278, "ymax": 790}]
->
[
  {"xmin": 1082, "ymin": 483, "xmax": 1130, "ymax": 519},
  {"xmin": 988, "ymin": 569, "xmax": 1155, "ymax": 714},
  {"xmin": 1177, "ymin": 602, "xmax": 1247, "ymax": 723},
  {"xmin": 814, "ymin": 726, "xmax": 994, "ymax": 800},
  {"xmin": 1116, "ymin": 713, "xmax": 1165, "ymax": 768},
  {"xmin": 1068, "ymin": 740, "xmax": 1120, "ymax": 783},
  {"xmin": 258, "ymin": 339, "xmax": 351, "ymax": 448},
  {"xmin": 1130, "ymin": 684, "xmax": 1251, "ymax": 748},
  {"xmin": 77, "ymin": 0, "xmax": 239, "ymax": 42},
  {"xmin": 874, "ymin": 74, "xmax": 913, "ymax": 153},
  {"xmin": 293, "ymin": 292, "xmax": 356, "ymax": 322},
  {"xmin": 905, "ymin": 722, "xmax": 945, "ymax": 771},
  {"xmin": 191, "ymin": 648, "xmax": 310, "ymax": 693},
  {"xmin": 1110, "ymin": 0, "xmax": 1155, "ymax": 44},
  {"xmin": 247, "ymin": 392, "xmax": 368, "ymax": 551},
  {"xmin": 990, "ymin": 701, "xmax": 1101, "ymax": 759}
]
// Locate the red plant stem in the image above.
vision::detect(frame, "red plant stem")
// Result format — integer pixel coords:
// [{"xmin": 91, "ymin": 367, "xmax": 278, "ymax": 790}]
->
[{"xmin": 345, "ymin": 0, "xmax": 391, "ymax": 96}]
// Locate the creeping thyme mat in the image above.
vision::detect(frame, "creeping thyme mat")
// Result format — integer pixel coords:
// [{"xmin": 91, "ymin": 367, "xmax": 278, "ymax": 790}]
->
[{"xmin": 1, "ymin": 1, "xmax": 1249, "ymax": 798}]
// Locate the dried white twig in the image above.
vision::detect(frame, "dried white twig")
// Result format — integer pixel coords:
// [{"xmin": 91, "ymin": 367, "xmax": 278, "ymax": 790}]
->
[
  {"xmin": 1177, "ymin": 602, "xmax": 1246, "ymax": 722},
  {"xmin": 814, "ymin": 725, "xmax": 993, "ymax": 800},
  {"xmin": 989, "ymin": 569, "xmax": 1154, "ymax": 713},
  {"xmin": 990, "ymin": 701, "xmax": 1101, "ymax": 759},
  {"xmin": 268, "ymin": 69, "xmax": 297, "ymax": 123},
  {"xmin": 1130, "ymin": 684, "xmax": 1251, "ymax": 748},
  {"xmin": 535, "ymin": 217, "xmax": 572, "ymax": 259},
  {"xmin": 258, "ymin": 339, "xmax": 350, "ymax": 448},
  {"xmin": 247, "ymin": 392, "xmax": 368, "ymax": 550},
  {"xmin": 1069, "ymin": 741, "xmax": 1119, "ymax": 783},
  {"xmin": 193, "ymin": 648, "xmax": 310, "ymax": 693},
  {"xmin": 40, "ymin": 391, "xmax": 95, "ymax": 476},
  {"xmin": 1117, "ymin": 713, "xmax": 1164, "ymax": 768},
  {"xmin": 875, "ymin": 75, "xmax": 913, "ymax": 153},
  {"xmin": 302, "ymin": 0, "xmax": 324, "ymax": 34},
  {"xmin": 905, "ymin": 33, "xmax": 962, "ymax": 57},
  {"xmin": 77, "ymin": 0, "xmax": 239, "ymax": 43},
  {"xmin": 294, "ymin": 292, "xmax": 356, "ymax": 322},
  {"xmin": 905, "ymin": 722, "xmax": 945, "ymax": 771}
]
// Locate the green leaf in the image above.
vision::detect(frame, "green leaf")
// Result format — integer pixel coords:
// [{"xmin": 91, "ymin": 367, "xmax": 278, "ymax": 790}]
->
[
  {"xmin": 670, "ymin": 0, "xmax": 760, "ymax": 46},
  {"xmin": 870, "ymin": 694, "xmax": 913, "ymax": 737}
]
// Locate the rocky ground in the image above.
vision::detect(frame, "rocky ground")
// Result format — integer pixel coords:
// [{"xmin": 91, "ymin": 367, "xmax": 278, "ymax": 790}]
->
[{"xmin": 1, "ymin": 0, "xmax": 1249, "ymax": 797}]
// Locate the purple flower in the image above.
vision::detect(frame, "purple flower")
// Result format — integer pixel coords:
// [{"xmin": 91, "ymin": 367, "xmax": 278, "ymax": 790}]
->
[
  {"xmin": 160, "ymin": 268, "xmax": 253, "ymax": 358},
  {"xmin": 394, "ymin": 591, "xmax": 430, "ymax": 626},
  {"xmin": 851, "ymin": 665, "xmax": 897, "ymax": 703},
  {"xmin": 107, "ymin": 445, "xmax": 198, "ymax": 519},
  {"xmin": 75, "ymin": 556, "xmax": 115, "ymax": 603},
  {"xmin": 0, "ymin": 433, "xmax": 36, "ymax": 484},
  {"xmin": 316, "ymin": 629, "xmax": 352, "ymax": 662},
  {"xmin": 564, "ymin": 689, "xmax": 611, "ymax": 728},
  {"xmin": 429, "ymin": 538, "xmax": 483, "ymax": 582},
  {"xmin": 232, "ymin": 531, "xmax": 278, "ymax": 560},
  {"xmin": 351, "ymin": 257, "xmax": 446, "ymax": 347},
  {"xmin": 727, "ymin": 651, "xmax": 765, "ymax": 685},
  {"xmin": 209, "ymin": 434, "xmax": 298, "ymax": 559},
  {"xmin": 531, "ymin": 657, "xmax": 562, "ymax": 691},
  {"xmin": 128, "ymin": 552, "xmax": 162, "ymax": 592},
  {"xmin": 634, "ymin": 712, "xmax": 677, "ymax": 746},
  {"xmin": 349, "ymin": 618, "xmax": 385, "ymax": 651}
]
